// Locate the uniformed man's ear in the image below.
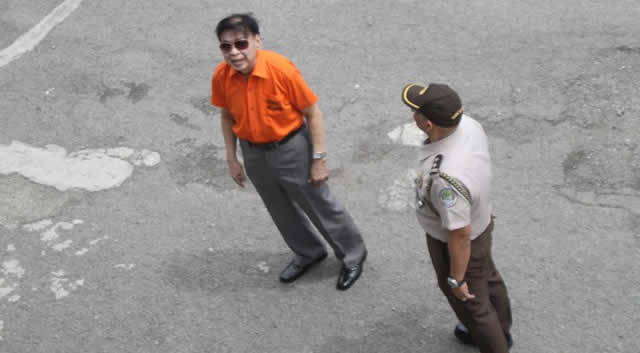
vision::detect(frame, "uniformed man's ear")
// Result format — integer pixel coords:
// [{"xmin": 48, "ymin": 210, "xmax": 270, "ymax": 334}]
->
[{"xmin": 425, "ymin": 119, "xmax": 434, "ymax": 131}]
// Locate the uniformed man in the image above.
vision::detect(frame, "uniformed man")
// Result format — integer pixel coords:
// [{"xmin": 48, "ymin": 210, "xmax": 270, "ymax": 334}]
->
[
  {"xmin": 211, "ymin": 13, "xmax": 367, "ymax": 290},
  {"xmin": 401, "ymin": 83, "xmax": 514, "ymax": 352}
]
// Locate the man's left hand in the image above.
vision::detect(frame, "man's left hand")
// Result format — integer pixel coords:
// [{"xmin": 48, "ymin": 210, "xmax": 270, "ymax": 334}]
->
[
  {"xmin": 452, "ymin": 282, "xmax": 475, "ymax": 302},
  {"xmin": 310, "ymin": 159, "xmax": 329, "ymax": 184}
]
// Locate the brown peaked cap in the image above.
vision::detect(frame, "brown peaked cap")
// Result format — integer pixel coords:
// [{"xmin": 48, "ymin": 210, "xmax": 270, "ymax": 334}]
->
[{"xmin": 402, "ymin": 83, "xmax": 463, "ymax": 127}]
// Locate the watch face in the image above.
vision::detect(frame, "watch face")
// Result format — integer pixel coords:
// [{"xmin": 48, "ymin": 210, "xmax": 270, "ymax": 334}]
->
[
  {"xmin": 312, "ymin": 152, "xmax": 327, "ymax": 160},
  {"xmin": 447, "ymin": 277, "xmax": 458, "ymax": 288}
]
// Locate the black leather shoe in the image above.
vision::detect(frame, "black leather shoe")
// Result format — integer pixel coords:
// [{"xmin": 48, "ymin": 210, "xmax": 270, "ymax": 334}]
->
[
  {"xmin": 454, "ymin": 323, "xmax": 513, "ymax": 349},
  {"xmin": 336, "ymin": 251, "xmax": 367, "ymax": 291},
  {"xmin": 454, "ymin": 323, "xmax": 474, "ymax": 345},
  {"xmin": 279, "ymin": 253, "xmax": 327, "ymax": 283},
  {"xmin": 505, "ymin": 332, "xmax": 514, "ymax": 348}
]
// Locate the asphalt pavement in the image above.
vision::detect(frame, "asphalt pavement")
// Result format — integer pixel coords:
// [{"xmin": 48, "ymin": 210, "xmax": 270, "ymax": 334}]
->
[{"xmin": 1, "ymin": 1, "xmax": 639, "ymax": 352}]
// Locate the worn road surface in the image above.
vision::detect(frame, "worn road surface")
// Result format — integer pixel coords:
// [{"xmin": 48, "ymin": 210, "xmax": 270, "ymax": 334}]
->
[{"xmin": 1, "ymin": 0, "xmax": 639, "ymax": 352}]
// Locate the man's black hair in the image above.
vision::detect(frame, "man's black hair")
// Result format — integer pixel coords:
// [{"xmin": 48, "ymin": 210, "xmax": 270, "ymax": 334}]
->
[{"xmin": 216, "ymin": 13, "xmax": 260, "ymax": 40}]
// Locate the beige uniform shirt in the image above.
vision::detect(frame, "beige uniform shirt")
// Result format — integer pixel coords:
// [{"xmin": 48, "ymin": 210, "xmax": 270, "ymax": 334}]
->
[{"xmin": 415, "ymin": 115, "xmax": 493, "ymax": 243}]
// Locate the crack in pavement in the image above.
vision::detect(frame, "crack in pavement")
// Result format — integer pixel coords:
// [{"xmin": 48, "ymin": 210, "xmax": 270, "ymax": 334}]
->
[{"xmin": 552, "ymin": 184, "xmax": 640, "ymax": 220}]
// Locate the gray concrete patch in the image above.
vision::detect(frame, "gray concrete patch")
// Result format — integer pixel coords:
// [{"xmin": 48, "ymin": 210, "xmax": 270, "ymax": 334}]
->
[
  {"xmin": 97, "ymin": 82, "xmax": 150, "ymax": 104},
  {"xmin": 480, "ymin": 113, "xmax": 550, "ymax": 145},
  {"xmin": 615, "ymin": 45, "xmax": 640, "ymax": 55},
  {"xmin": 0, "ymin": 19, "xmax": 20, "ymax": 49},
  {"xmin": 166, "ymin": 141, "xmax": 230, "ymax": 188},
  {"xmin": 162, "ymin": 248, "xmax": 333, "ymax": 294},
  {"xmin": 190, "ymin": 96, "xmax": 219, "ymax": 116},
  {"xmin": 562, "ymin": 144, "xmax": 640, "ymax": 191},
  {"xmin": 123, "ymin": 82, "xmax": 150, "ymax": 103},
  {"xmin": 0, "ymin": 1, "xmax": 60, "ymax": 47},
  {"xmin": 169, "ymin": 113, "xmax": 201, "ymax": 131},
  {"xmin": 311, "ymin": 307, "xmax": 454, "ymax": 353},
  {"xmin": 351, "ymin": 139, "xmax": 397, "ymax": 164},
  {"xmin": 0, "ymin": 174, "xmax": 77, "ymax": 227},
  {"xmin": 97, "ymin": 83, "xmax": 126, "ymax": 104}
]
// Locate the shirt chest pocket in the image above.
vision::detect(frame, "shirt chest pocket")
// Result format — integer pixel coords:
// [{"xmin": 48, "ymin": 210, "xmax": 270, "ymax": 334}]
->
[{"xmin": 265, "ymin": 92, "xmax": 293, "ymax": 121}]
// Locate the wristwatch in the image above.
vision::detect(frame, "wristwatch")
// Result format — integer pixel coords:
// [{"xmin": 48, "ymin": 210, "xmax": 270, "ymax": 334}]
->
[
  {"xmin": 447, "ymin": 277, "xmax": 466, "ymax": 289},
  {"xmin": 312, "ymin": 151, "xmax": 327, "ymax": 160}
]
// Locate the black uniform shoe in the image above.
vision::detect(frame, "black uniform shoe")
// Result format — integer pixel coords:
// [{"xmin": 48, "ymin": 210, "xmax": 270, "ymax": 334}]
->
[
  {"xmin": 454, "ymin": 323, "xmax": 514, "ymax": 349},
  {"xmin": 279, "ymin": 253, "xmax": 327, "ymax": 283},
  {"xmin": 336, "ymin": 250, "xmax": 367, "ymax": 291},
  {"xmin": 505, "ymin": 332, "xmax": 514, "ymax": 348},
  {"xmin": 454, "ymin": 323, "xmax": 474, "ymax": 345}
]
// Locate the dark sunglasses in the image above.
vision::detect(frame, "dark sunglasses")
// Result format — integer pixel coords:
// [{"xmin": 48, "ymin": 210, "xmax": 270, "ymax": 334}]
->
[{"xmin": 219, "ymin": 40, "xmax": 250, "ymax": 52}]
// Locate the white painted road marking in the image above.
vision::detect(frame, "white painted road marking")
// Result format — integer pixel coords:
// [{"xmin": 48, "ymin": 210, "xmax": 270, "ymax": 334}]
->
[{"xmin": 0, "ymin": 0, "xmax": 86, "ymax": 68}]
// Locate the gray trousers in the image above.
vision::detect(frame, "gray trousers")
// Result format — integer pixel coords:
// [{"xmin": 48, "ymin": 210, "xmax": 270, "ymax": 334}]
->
[{"xmin": 239, "ymin": 126, "xmax": 366, "ymax": 268}]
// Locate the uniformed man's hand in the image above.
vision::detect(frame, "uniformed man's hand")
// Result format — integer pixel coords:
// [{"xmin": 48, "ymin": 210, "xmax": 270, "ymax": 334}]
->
[
  {"xmin": 227, "ymin": 159, "xmax": 246, "ymax": 187},
  {"xmin": 453, "ymin": 282, "xmax": 475, "ymax": 302},
  {"xmin": 310, "ymin": 159, "xmax": 329, "ymax": 184}
]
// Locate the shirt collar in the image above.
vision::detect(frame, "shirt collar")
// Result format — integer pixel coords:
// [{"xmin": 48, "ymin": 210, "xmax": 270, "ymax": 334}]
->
[
  {"xmin": 418, "ymin": 115, "xmax": 466, "ymax": 158},
  {"xmin": 230, "ymin": 50, "xmax": 268, "ymax": 79}
]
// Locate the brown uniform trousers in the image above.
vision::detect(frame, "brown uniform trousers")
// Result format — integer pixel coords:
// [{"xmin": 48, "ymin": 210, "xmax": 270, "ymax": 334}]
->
[{"xmin": 426, "ymin": 220, "xmax": 513, "ymax": 353}]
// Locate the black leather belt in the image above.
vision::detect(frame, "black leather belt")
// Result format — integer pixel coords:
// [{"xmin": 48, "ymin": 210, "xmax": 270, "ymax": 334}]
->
[{"xmin": 247, "ymin": 126, "xmax": 302, "ymax": 150}]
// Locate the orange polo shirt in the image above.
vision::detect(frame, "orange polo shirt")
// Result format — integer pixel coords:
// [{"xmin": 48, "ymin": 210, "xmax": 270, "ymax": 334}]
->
[{"xmin": 211, "ymin": 50, "xmax": 318, "ymax": 143}]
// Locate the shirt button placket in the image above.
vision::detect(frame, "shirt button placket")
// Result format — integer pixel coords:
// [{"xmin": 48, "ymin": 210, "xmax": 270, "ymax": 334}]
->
[
  {"xmin": 247, "ymin": 79, "xmax": 256, "ymax": 137},
  {"xmin": 248, "ymin": 81, "xmax": 255, "ymax": 113}
]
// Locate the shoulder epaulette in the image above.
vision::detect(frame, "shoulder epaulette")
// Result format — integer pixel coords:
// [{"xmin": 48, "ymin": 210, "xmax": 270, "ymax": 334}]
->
[
  {"xmin": 429, "ymin": 154, "xmax": 443, "ymax": 175},
  {"xmin": 422, "ymin": 154, "xmax": 472, "ymax": 216},
  {"xmin": 439, "ymin": 172, "xmax": 472, "ymax": 204}
]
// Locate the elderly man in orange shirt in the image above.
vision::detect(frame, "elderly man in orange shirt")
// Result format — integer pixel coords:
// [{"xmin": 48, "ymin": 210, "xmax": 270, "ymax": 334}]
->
[{"xmin": 211, "ymin": 13, "xmax": 367, "ymax": 290}]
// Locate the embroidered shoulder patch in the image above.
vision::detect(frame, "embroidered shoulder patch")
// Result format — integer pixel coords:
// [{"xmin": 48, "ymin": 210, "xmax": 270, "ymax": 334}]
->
[{"xmin": 439, "ymin": 187, "xmax": 457, "ymax": 208}]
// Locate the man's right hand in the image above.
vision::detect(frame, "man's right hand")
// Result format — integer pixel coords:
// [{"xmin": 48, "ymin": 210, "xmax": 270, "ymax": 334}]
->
[{"xmin": 227, "ymin": 159, "xmax": 246, "ymax": 187}]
